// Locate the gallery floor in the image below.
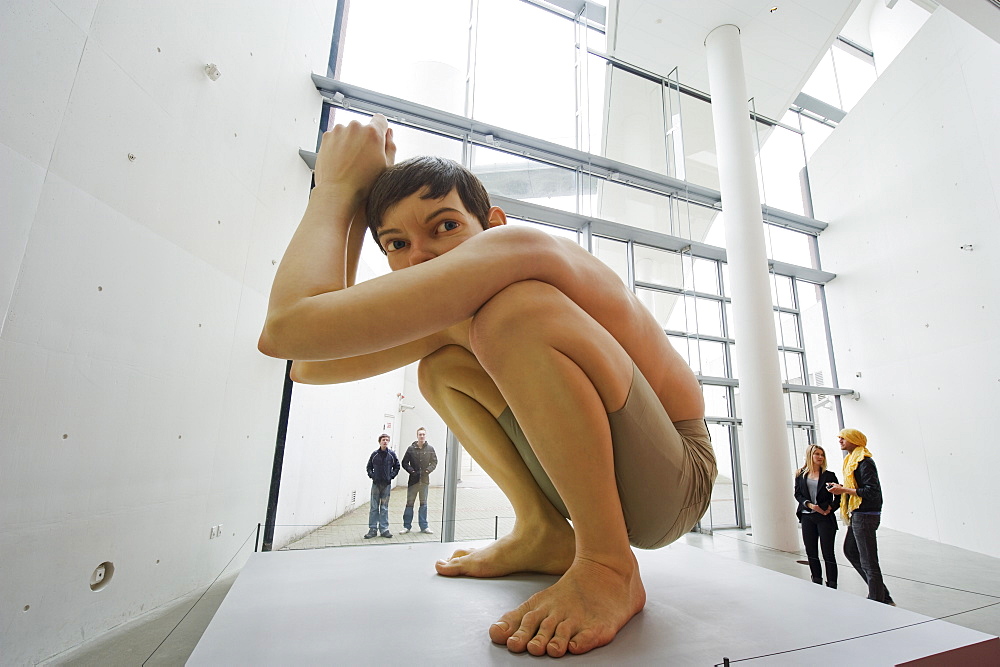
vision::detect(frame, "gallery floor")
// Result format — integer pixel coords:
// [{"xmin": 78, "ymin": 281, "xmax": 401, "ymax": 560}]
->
[{"xmin": 45, "ymin": 521, "xmax": 1000, "ymax": 665}]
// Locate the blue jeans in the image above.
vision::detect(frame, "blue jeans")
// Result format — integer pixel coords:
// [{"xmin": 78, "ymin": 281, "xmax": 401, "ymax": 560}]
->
[
  {"xmin": 368, "ymin": 482, "xmax": 390, "ymax": 532},
  {"xmin": 403, "ymin": 482, "xmax": 429, "ymax": 530},
  {"xmin": 844, "ymin": 512, "xmax": 892, "ymax": 603}
]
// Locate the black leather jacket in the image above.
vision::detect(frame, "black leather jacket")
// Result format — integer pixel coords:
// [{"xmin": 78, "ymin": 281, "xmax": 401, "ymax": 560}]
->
[{"xmin": 850, "ymin": 457, "xmax": 883, "ymax": 512}]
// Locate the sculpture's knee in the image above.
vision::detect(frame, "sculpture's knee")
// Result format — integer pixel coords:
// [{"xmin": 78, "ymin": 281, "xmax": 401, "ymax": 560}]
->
[
  {"xmin": 417, "ymin": 345, "xmax": 469, "ymax": 400},
  {"xmin": 469, "ymin": 280, "xmax": 564, "ymax": 366}
]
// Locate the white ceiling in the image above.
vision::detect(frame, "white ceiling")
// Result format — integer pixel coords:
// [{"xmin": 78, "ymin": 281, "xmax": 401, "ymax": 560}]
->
[{"xmin": 610, "ymin": 0, "xmax": 862, "ymax": 119}]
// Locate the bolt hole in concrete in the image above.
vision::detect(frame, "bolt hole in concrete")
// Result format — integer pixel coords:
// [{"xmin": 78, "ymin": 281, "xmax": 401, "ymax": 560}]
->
[
  {"xmin": 90, "ymin": 562, "xmax": 114, "ymax": 591},
  {"xmin": 23, "ymin": 605, "xmax": 29, "ymax": 612}
]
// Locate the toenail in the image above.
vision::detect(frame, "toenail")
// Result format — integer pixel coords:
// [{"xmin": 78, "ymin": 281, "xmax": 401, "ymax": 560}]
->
[{"xmin": 492, "ymin": 621, "xmax": 509, "ymax": 631}]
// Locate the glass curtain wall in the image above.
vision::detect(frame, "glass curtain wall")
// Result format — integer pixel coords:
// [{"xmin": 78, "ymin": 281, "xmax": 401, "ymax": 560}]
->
[{"xmin": 319, "ymin": 0, "xmax": 848, "ymax": 538}]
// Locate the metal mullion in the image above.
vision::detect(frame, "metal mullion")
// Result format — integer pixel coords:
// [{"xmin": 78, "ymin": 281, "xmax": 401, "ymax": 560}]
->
[
  {"xmin": 464, "ymin": 0, "xmax": 480, "ymax": 121},
  {"xmin": 790, "ymin": 280, "xmax": 815, "ymax": 427},
  {"xmin": 519, "ymin": 0, "xmax": 607, "ymax": 32},
  {"xmin": 625, "ymin": 239, "xmax": 636, "ymax": 292},
  {"xmin": 782, "ymin": 384, "xmax": 855, "ymax": 396},
  {"xmin": 309, "ymin": 76, "xmax": 831, "ymax": 236},
  {"xmin": 634, "ymin": 281, "xmax": 728, "ymax": 304},
  {"xmin": 817, "ymin": 282, "xmax": 845, "ymax": 430},
  {"xmin": 665, "ymin": 330, "xmax": 732, "ymax": 345},
  {"xmin": 698, "ymin": 375, "xmax": 738, "ymax": 387}
]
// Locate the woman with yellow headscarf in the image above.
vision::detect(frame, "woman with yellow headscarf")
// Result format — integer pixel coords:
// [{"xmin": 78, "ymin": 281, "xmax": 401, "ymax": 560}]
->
[{"xmin": 826, "ymin": 428, "xmax": 896, "ymax": 605}]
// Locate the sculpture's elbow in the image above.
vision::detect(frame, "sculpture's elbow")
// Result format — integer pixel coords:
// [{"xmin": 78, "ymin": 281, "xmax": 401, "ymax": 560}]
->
[{"xmin": 257, "ymin": 319, "xmax": 287, "ymax": 359}]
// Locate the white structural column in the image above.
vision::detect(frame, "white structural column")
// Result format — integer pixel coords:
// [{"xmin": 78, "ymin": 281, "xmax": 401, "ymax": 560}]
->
[{"xmin": 704, "ymin": 25, "xmax": 798, "ymax": 551}]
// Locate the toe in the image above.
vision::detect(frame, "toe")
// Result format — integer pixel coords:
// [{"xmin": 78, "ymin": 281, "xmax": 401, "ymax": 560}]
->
[
  {"xmin": 489, "ymin": 620, "xmax": 512, "ymax": 645},
  {"xmin": 506, "ymin": 609, "xmax": 544, "ymax": 653},
  {"xmin": 567, "ymin": 627, "xmax": 609, "ymax": 655},
  {"xmin": 526, "ymin": 616, "xmax": 557, "ymax": 657},
  {"xmin": 435, "ymin": 557, "xmax": 463, "ymax": 576},
  {"xmin": 546, "ymin": 621, "xmax": 573, "ymax": 658},
  {"xmin": 435, "ymin": 549, "xmax": 476, "ymax": 576}
]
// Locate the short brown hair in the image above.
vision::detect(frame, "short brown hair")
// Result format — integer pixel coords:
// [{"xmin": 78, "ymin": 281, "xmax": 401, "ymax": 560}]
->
[
  {"xmin": 378, "ymin": 434, "xmax": 390, "ymax": 443},
  {"xmin": 367, "ymin": 157, "xmax": 491, "ymax": 253}
]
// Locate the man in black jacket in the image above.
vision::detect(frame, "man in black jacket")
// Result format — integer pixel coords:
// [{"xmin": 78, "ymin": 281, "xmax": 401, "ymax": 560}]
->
[
  {"xmin": 828, "ymin": 428, "xmax": 895, "ymax": 605},
  {"xmin": 365, "ymin": 434, "xmax": 400, "ymax": 539},
  {"xmin": 401, "ymin": 427, "xmax": 437, "ymax": 534}
]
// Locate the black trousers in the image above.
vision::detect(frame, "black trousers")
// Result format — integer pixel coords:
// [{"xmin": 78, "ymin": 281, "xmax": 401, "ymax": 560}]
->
[{"xmin": 800, "ymin": 514, "xmax": 838, "ymax": 586}]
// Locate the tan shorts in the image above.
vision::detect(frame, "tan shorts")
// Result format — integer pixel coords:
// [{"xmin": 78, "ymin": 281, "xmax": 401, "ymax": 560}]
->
[{"xmin": 497, "ymin": 363, "xmax": 717, "ymax": 549}]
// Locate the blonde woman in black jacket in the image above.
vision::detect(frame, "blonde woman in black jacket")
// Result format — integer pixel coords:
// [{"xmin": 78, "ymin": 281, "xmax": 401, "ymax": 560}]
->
[{"xmin": 794, "ymin": 444, "xmax": 840, "ymax": 588}]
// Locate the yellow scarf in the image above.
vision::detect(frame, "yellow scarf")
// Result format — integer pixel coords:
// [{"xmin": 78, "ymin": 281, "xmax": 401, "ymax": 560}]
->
[{"xmin": 841, "ymin": 446, "xmax": 872, "ymax": 523}]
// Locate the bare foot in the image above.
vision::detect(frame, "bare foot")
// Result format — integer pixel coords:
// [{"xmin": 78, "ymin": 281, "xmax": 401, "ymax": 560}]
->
[
  {"xmin": 488, "ymin": 553, "xmax": 645, "ymax": 657},
  {"xmin": 435, "ymin": 520, "xmax": 574, "ymax": 577}
]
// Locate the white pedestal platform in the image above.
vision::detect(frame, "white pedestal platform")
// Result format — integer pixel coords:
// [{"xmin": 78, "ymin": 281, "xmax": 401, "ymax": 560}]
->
[{"xmin": 188, "ymin": 541, "xmax": 999, "ymax": 665}]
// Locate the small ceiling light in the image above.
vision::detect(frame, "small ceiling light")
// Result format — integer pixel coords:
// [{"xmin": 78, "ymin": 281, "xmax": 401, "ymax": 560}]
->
[{"xmin": 770, "ymin": 6, "xmax": 778, "ymax": 12}]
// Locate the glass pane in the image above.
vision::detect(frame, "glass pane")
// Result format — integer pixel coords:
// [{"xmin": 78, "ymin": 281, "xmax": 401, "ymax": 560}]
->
[
  {"xmin": 706, "ymin": 423, "xmax": 737, "ymax": 529},
  {"xmin": 471, "ymin": 146, "xmax": 579, "ymax": 212},
  {"xmin": 668, "ymin": 334, "xmax": 693, "ymax": 366},
  {"xmin": 789, "ymin": 426, "xmax": 814, "ymax": 476},
  {"xmin": 770, "ymin": 274, "xmax": 795, "ymax": 309},
  {"xmin": 702, "ymin": 385, "xmax": 730, "ymax": 418},
  {"xmin": 602, "ymin": 66, "xmax": 668, "ymax": 174},
  {"xmin": 800, "ymin": 48, "xmax": 841, "ymax": 109},
  {"xmin": 585, "ymin": 53, "xmax": 610, "ymax": 155},
  {"xmin": 679, "ymin": 92, "xmax": 719, "ymax": 191},
  {"xmin": 774, "ymin": 309, "xmax": 801, "ymax": 348},
  {"xmin": 831, "ymin": 46, "xmax": 877, "ymax": 112},
  {"xmin": 782, "ymin": 350, "xmax": 805, "ymax": 384},
  {"xmin": 672, "ymin": 195, "xmax": 722, "ymax": 246},
  {"xmin": 699, "ymin": 340, "xmax": 728, "ymax": 377},
  {"xmin": 687, "ymin": 256, "xmax": 721, "ymax": 295},
  {"xmin": 474, "ymin": 0, "xmax": 577, "ymax": 147},
  {"xmin": 736, "ymin": 423, "xmax": 751, "ymax": 527},
  {"xmin": 690, "ymin": 297, "xmax": 724, "ymax": 338},
  {"xmin": 798, "ymin": 282, "xmax": 833, "ymax": 387},
  {"xmin": 813, "ymin": 393, "xmax": 841, "ymax": 456},
  {"xmin": 765, "ymin": 224, "xmax": 813, "ymax": 266},
  {"xmin": 801, "ymin": 113, "xmax": 835, "ymax": 161},
  {"xmin": 591, "ymin": 180, "xmax": 672, "ymax": 234},
  {"xmin": 638, "ymin": 289, "xmax": 686, "ymax": 333},
  {"xmin": 786, "ymin": 391, "xmax": 810, "ymax": 422},
  {"xmin": 756, "ymin": 117, "xmax": 807, "ymax": 215},
  {"xmin": 731, "ymin": 375, "xmax": 742, "ymax": 420},
  {"xmin": 453, "ymin": 440, "xmax": 515, "ymax": 541},
  {"xmin": 592, "ymin": 236, "xmax": 629, "ymax": 285},
  {"xmin": 730, "ymin": 341, "xmax": 739, "ymax": 383},
  {"xmin": 339, "ymin": 0, "xmax": 471, "ymax": 114},
  {"xmin": 634, "ymin": 245, "xmax": 682, "ymax": 287}
]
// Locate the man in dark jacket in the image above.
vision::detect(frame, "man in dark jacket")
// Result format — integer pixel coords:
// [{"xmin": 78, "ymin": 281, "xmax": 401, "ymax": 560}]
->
[
  {"xmin": 365, "ymin": 434, "xmax": 400, "ymax": 539},
  {"xmin": 828, "ymin": 428, "xmax": 895, "ymax": 605},
  {"xmin": 401, "ymin": 427, "xmax": 437, "ymax": 534}
]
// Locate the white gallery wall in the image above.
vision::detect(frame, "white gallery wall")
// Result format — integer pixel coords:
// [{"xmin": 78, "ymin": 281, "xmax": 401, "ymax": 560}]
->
[
  {"xmin": 0, "ymin": 1, "xmax": 411, "ymax": 663},
  {"xmin": 810, "ymin": 8, "xmax": 1000, "ymax": 558}
]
